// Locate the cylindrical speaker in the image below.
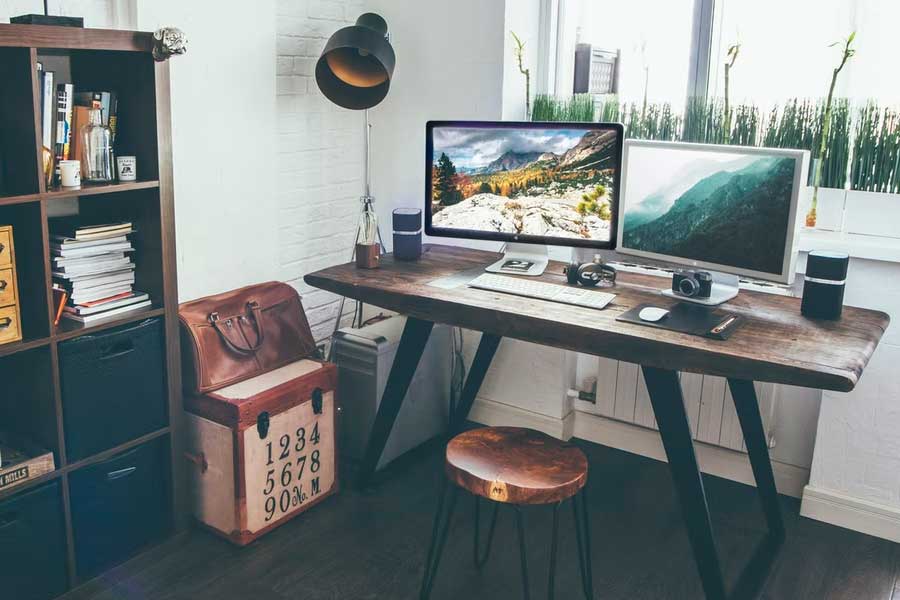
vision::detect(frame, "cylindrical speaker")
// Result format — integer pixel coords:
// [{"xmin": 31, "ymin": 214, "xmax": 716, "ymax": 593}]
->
[
  {"xmin": 801, "ymin": 250, "xmax": 849, "ymax": 320},
  {"xmin": 393, "ymin": 208, "xmax": 422, "ymax": 261}
]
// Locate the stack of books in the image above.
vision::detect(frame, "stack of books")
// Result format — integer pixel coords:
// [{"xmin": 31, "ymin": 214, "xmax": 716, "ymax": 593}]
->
[{"xmin": 50, "ymin": 219, "xmax": 150, "ymax": 324}]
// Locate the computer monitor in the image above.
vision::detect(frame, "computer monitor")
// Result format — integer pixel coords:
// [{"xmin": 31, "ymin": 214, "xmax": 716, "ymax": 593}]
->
[
  {"xmin": 617, "ymin": 140, "xmax": 809, "ymax": 301},
  {"xmin": 425, "ymin": 120, "xmax": 624, "ymax": 275}
]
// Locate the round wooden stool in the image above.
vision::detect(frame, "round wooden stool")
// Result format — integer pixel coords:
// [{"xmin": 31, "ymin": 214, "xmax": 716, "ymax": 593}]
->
[{"xmin": 419, "ymin": 427, "xmax": 593, "ymax": 600}]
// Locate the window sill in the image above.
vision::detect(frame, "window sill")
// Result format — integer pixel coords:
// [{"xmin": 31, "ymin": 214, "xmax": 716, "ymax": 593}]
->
[{"xmin": 798, "ymin": 229, "xmax": 900, "ymax": 264}]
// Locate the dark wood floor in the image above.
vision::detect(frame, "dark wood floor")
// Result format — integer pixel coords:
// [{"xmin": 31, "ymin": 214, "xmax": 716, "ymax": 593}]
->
[{"xmin": 64, "ymin": 438, "xmax": 900, "ymax": 600}]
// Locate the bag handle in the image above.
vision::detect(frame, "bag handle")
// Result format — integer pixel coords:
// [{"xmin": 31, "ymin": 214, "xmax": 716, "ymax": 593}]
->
[{"xmin": 209, "ymin": 301, "xmax": 266, "ymax": 356}]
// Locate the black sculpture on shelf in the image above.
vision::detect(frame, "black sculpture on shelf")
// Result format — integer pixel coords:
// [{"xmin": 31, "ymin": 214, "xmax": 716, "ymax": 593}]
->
[{"xmin": 11, "ymin": 0, "xmax": 84, "ymax": 27}]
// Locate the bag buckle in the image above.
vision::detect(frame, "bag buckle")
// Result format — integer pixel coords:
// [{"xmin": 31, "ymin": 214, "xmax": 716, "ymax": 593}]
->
[{"xmin": 208, "ymin": 312, "xmax": 220, "ymax": 324}]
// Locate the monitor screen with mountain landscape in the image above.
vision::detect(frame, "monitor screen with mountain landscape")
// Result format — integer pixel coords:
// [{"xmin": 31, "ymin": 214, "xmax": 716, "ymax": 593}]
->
[
  {"xmin": 618, "ymin": 141, "xmax": 807, "ymax": 280},
  {"xmin": 425, "ymin": 121, "xmax": 623, "ymax": 248}
]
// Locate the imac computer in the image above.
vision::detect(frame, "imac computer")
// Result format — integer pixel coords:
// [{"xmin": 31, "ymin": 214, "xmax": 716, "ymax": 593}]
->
[
  {"xmin": 425, "ymin": 120, "xmax": 624, "ymax": 276},
  {"xmin": 617, "ymin": 140, "xmax": 810, "ymax": 305}
]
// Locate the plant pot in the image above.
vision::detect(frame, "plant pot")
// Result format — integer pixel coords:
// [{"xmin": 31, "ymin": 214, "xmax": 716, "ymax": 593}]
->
[
  {"xmin": 802, "ymin": 187, "xmax": 846, "ymax": 232},
  {"xmin": 844, "ymin": 190, "xmax": 900, "ymax": 238}
]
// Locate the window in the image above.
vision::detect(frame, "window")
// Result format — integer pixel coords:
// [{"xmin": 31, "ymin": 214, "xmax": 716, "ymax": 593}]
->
[
  {"xmin": 575, "ymin": 0, "xmax": 696, "ymax": 112},
  {"xmin": 564, "ymin": 0, "xmax": 900, "ymax": 110}
]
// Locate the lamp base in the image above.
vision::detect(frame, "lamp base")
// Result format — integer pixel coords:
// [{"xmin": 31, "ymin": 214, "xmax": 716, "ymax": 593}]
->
[{"xmin": 355, "ymin": 243, "xmax": 380, "ymax": 269}]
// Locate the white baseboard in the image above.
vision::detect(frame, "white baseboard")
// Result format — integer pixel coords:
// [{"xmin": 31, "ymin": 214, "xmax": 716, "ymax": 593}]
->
[
  {"xmin": 469, "ymin": 397, "xmax": 808, "ymax": 498},
  {"xmin": 800, "ymin": 485, "xmax": 900, "ymax": 543},
  {"xmin": 469, "ymin": 397, "xmax": 575, "ymax": 441}
]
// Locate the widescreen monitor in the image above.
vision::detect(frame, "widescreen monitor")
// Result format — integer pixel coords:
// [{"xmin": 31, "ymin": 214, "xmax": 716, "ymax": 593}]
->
[
  {"xmin": 617, "ymin": 140, "xmax": 809, "ymax": 284},
  {"xmin": 425, "ymin": 121, "xmax": 624, "ymax": 251}
]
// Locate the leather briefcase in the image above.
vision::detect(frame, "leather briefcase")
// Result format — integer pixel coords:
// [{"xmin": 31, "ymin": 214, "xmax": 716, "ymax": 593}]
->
[{"xmin": 179, "ymin": 281, "xmax": 317, "ymax": 394}]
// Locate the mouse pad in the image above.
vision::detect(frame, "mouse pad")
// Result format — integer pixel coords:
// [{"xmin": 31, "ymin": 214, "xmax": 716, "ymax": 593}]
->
[{"xmin": 617, "ymin": 303, "xmax": 744, "ymax": 340}]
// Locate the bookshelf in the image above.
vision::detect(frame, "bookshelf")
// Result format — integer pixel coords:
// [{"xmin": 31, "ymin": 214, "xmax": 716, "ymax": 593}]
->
[{"xmin": 0, "ymin": 24, "xmax": 183, "ymax": 596}]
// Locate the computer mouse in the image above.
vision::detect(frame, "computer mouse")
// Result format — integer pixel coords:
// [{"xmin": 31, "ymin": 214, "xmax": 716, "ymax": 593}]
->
[{"xmin": 639, "ymin": 306, "xmax": 670, "ymax": 322}]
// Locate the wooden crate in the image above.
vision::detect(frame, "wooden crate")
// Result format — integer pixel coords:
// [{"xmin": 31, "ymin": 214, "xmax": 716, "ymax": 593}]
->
[
  {"xmin": 184, "ymin": 359, "xmax": 339, "ymax": 546},
  {"xmin": 0, "ymin": 432, "xmax": 55, "ymax": 492}
]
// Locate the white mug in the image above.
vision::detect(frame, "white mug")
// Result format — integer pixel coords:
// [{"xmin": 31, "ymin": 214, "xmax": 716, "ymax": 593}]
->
[
  {"xmin": 59, "ymin": 160, "xmax": 81, "ymax": 187},
  {"xmin": 116, "ymin": 155, "xmax": 137, "ymax": 182}
]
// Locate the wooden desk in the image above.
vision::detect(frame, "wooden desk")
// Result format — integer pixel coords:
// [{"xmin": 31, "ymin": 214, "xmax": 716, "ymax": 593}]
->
[{"xmin": 305, "ymin": 244, "xmax": 889, "ymax": 600}]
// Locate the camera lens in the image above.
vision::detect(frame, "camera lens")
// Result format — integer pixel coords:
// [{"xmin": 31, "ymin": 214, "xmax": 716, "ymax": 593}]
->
[{"xmin": 678, "ymin": 277, "xmax": 698, "ymax": 296}]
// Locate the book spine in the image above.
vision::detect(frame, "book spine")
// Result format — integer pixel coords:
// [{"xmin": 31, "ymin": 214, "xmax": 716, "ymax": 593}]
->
[
  {"xmin": 108, "ymin": 91, "xmax": 118, "ymax": 143},
  {"xmin": 54, "ymin": 84, "xmax": 74, "ymax": 181},
  {"xmin": 100, "ymin": 92, "xmax": 111, "ymax": 126},
  {"xmin": 41, "ymin": 72, "xmax": 54, "ymax": 149},
  {"xmin": 73, "ymin": 91, "xmax": 102, "ymax": 110}
]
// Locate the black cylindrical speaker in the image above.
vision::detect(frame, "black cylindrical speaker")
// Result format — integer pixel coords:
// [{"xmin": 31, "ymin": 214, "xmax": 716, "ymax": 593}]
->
[
  {"xmin": 393, "ymin": 208, "xmax": 422, "ymax": 261},
  {"xmin": 801, "ymin": 250, "xmax": 849, "ymax": 320}
]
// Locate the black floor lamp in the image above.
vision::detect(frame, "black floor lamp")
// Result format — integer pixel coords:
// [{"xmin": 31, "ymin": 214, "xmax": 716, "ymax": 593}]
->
[{"xmin": 315, "ymin": 13, "xmax": 396, "ymax": 344}]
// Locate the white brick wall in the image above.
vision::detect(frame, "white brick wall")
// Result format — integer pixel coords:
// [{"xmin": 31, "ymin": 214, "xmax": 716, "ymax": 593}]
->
[{"xmin": 276, "ymin": 0, "xmax": 366, "ymax": 341}]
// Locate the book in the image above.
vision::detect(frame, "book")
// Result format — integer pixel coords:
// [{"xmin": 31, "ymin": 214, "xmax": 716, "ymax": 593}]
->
[
  {"xmin": 55, "ymin": 269, "xmax": 135, "ymax": 291},
  {"xmin": 74, "ymin": 91, "xmax": 117, "ymax": 140},
  {"xmin": 53, "ymin": 251, "xmax": 128, "ymax": 267},
  {"xmin": 51, "ymin": 241, "xmax": 133, "ymax": 258},
  {"xmin": 54, "ymin": 257, "xmax": 132, "ymax": 275},
  {"xmin": 69, "ymin": 105, "xmax": 91, "ymax": 177},
  {"xmin": 40, "ymin": 70, "xmax": 54, "ymax": 151},
  {"xmin": 50, "ymin": 220, "xmax": 133, "ymax": 240},
  {"xmin": 61, "ymin": 299, "xmax": 151, "ymax": 325},
  {"xmin": 49, "ymin": 219, "xmax": 133, "ymax": 243},
  {"xmin": 69, "ymin": 284, "xmax": 135, "ymax": 305},
  {"xmin": 65, "ymin": 292, "xmax": 149, "ymax": 316},
  {"xmin": 50, "ymin": 235, "xmax": 129, "ymax": 250},
  {"xmin": 54, "ymin": 83, "xmax": 74, "ymax": 176},
  {"xmin": 69, "ymin": 286, "xmax": 135, "ymax": 305}
]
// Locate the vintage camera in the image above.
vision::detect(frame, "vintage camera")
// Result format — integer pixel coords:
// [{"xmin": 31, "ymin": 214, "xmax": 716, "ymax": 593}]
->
[{"xmin": 672, "ymin": 269, "xmax": 713, "ymax": 299}]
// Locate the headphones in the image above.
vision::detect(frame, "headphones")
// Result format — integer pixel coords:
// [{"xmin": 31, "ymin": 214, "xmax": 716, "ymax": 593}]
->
[{"xmin": 564, "ymin": 259, "xmax": 617, "ymax": 287}]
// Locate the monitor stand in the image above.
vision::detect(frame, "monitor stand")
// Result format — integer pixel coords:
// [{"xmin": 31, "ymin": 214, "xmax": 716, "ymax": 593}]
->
[
  {"xmin": 661, "ymin": 271, "xmax": 740, "ymax": 306},
  {"xmin": 485, "ymin": 243, "xmax": 549, "ymax": 277}
]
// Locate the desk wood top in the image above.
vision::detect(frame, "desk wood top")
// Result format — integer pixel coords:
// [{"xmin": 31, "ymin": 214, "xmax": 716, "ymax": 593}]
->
[{"xmin": 305, "ymin": 245, "xmax": 889, "ymax": 392}]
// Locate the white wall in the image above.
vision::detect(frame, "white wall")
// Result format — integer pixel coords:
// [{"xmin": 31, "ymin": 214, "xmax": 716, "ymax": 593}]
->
[
  {"xmin": 135, "ymin": 1, "xmax": 278, "ymax": 302},
  {"xmin": 503, "ymin": 0, "xmax": 541, "ymax": 119},
  {"xmin": 802, "ymin": 256, "xmax": 900, "ymax": 541},
  {"xmin": 364, "ymin": 0, "xmax": 506, "ymax": 239}
]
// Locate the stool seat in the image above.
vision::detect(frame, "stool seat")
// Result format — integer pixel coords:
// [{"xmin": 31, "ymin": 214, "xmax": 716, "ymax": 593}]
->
[{"xmin": 445, "ymin": 427, "xmax": 588, "ymax": 505}]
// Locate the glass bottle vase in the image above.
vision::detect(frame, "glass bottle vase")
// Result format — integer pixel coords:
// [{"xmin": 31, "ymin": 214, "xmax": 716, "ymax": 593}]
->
[
  {"xmin": 358, "ymin": 199, "xmax": 378, "ymax": 245},
  {"xmin": 81, "ymin": 108, "xmax": 114, "ymax": 183}
]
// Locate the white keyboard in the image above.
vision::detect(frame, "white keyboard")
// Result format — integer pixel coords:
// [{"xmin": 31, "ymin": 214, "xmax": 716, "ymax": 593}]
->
[{"xmin": 468, "ymin": 273, "xmax": 615, "ymax": 310}]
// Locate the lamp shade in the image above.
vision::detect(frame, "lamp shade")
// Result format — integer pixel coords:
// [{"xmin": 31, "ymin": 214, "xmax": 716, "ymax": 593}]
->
[{"xmin": 315, "ymin": 13, "xmax": 396, "ymax": 110}]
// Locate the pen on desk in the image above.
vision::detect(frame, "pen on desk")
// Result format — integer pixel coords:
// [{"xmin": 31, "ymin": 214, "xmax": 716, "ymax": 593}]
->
[{"xmin": 710, "ymin": 315, "xmax": 737, "ymax": 335}]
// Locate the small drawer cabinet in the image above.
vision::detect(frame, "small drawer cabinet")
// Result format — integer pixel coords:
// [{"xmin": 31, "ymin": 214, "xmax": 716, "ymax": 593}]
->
[
  {"xmin": 0, "ymin": 225, "xmax": 22, "ymax": 345},
  {"xmin": 185, "ymin": 360, "xmax": 339, "ymax": 545}
]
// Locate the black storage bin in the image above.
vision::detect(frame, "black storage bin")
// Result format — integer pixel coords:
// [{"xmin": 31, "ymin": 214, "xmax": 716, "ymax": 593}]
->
[
  {"xmin": 59, "ymin": 318, "xmax": 167, "ymax": 461},
  {"xmin": 0, "ymin": 482, "xmax": 68, "ymax": 600},
  {"xmin": 69, "ymin": 436, "xmax": 170, "ymax": 579}
]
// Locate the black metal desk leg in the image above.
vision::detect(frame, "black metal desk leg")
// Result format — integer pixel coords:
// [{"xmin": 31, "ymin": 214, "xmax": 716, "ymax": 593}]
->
[
  {"xmin": 728, "ymin": 379, "xmax": 785, "ymax": 541},
  {"xmin": 642, "ymin": 366, "xmax": 727, "ymax": 600},
  {"xmin": 357, "ymin": 317, "xmax": 434, "ymax": 487},
  {"xmin": 449, "ymin": 334, "xmax": 502, "ymax": 434}
]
